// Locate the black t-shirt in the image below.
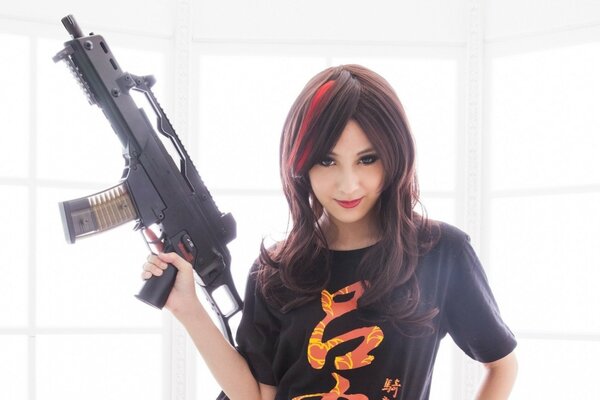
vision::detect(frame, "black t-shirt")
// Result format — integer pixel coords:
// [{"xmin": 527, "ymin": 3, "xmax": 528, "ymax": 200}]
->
[{"xmin": 236, "ymin": 223, "xmax": 517, "ymax": 400}]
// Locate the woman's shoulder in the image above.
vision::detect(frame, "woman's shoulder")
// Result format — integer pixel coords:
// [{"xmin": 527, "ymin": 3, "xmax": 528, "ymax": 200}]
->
[
  {"xmin": 438, "ymin": 221, "xmax": 470, "ymax": 242},
  {"xmin": 421, "ymin": 219, "xmax": 471, "ymax": 254}
]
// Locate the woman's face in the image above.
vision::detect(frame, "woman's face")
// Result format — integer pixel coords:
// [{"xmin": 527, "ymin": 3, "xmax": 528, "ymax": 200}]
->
[{"xmin": 308, "ymin": 119, "xmax": 384, "ymax": 235}]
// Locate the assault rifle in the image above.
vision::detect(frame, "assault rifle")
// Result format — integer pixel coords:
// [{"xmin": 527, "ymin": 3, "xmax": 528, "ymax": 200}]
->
[{"xmin": 53, "ymin": 15, "xmax": 242, "ymax": 348}]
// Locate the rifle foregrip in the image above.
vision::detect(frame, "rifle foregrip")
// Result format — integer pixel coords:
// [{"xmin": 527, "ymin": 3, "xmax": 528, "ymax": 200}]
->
[{"xmin": 135, "ymin": 264, "xmax": 177, "ymax": 309}]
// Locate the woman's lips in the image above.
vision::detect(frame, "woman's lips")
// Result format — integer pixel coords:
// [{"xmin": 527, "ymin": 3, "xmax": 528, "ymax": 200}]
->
[{"xmin": 336, "ymin": 198, "xmax": 362, "ymax": 209}]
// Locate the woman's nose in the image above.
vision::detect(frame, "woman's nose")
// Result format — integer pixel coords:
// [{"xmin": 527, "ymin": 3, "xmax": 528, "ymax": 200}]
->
[{"xmin": 337, "ymin": 167, "xmax": 360, "ymax": 195}]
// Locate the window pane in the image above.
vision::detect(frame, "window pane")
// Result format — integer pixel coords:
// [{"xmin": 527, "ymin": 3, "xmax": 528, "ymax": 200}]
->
[
  {"xmin": 36, "ymin": 334, "xmax": 162, "ymax": 400},
  {"xmin": 420, "ymin": 197, "xmax": 455, "ymax": 226},
  {"xmin": 0, "ymin": 335, "xmax": 28, "ymax": 400},
  {"xmin": 332, "ymin": 57, "xmax": 458, "ymax": 193},
  {"xmin": 510, "ymin": 338, "xmax": 600, "ymax": 399},
  {"xmin": 490, "ymin": 43, "xmax": 600, "ymax": 190},
  {"xmin": 213, "ymin": 193, "xmax": 289, "ymax": 292},
  {"xmin": 0, "ymin": 185, "xmax": 28, "ymax": 327},
  {"xmin": 197, "ymin": 55, "xmax": 327, "ymax": 191},
  {"xmin": 195, "ymin": 350, "xmax": 222, "ymax": 399},
  {"xmin": 36, "ymin": 187, "xmax": 161, "ymax": 327},
  {"xmin": 490, "ymin": 193, "xmax": 600, "ymax": 334},
  {"xmin": 37, "ymin": 38, "xmax": 124, "ymax": 182},
  {"xmin": 430, "ymin": 337, "xmax": 456, "ymax": 399},
  {"xmin": 0, "ymin": 34, "xmax": 29, "ymax": 178}
]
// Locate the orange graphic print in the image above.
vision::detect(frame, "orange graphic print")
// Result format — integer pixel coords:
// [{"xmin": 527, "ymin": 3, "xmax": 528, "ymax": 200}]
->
[
  {"xmin": 381, "ymin": 377, "xmax": 402, "ymax": 398},
  {"xmin": 292, "ymin": 372, "xmax": 368, "ymax": 400},
  {"xmin": 307, "ymin": 282, "xmax": 384, "ymax": 370},
  {"xmin": 292, "ymin": 282, "xmax": 384, "ymax": 400}
]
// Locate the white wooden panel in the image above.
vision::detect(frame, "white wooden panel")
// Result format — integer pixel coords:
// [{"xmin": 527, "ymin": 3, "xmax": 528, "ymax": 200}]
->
[
  {"xmin": 194, "ymin": 0, "xmax": 468, "ymax": 44},
  {"xmin": 0, "ymin": 0, "xmax": 173, "ymax": 37}
]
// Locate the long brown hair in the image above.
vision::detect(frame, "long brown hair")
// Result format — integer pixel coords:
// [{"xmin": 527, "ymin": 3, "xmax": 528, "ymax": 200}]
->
[{"xmin": 258, "ymin": 64, "xmax": 438, "ymax": 333}]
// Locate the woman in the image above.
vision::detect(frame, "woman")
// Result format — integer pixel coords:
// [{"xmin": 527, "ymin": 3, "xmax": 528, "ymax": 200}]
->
[{"xmin": 143, "ymin": 64, "xmax": 517, "ymax": 399}]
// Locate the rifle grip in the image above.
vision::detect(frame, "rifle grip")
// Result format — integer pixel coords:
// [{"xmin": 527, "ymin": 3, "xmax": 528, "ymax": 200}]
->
[{"xmin": 135, "ymin": 264, "xmax": 177, "ymax": 309}]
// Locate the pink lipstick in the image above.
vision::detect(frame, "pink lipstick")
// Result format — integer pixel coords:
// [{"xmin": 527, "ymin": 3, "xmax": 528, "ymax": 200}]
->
[{"xmin": 336, "ymin": 198, "xmax": 362, "ymax": 209}]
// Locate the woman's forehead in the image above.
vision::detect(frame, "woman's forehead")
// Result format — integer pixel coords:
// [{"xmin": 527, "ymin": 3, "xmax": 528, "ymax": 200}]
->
[{"xmin": 327, "ymin": 120, "xmax": 375, "ymax": 156}]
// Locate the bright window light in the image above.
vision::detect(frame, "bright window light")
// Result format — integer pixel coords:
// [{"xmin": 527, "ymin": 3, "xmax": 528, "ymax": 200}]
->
[
  {"xmin": 490, "ymin": 43, "xmax": 600, "ymax": 191},
  {"xmin": 489, "ymin": 42, "xmax": 600, "ymax": 399},
  {"xmin": 196, "ymin": 55, "xmax": 328, "ymax": 191},
  {"xmin": 36, "ymin": 334, "xmax": 162, "ymax": 400},
  {"xmin": 0, "ymin": 34, "xmax": 29, "ymax": 178}
]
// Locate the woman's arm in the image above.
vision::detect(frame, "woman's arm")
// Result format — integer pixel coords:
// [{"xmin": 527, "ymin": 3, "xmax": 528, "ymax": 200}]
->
[
  {"xmin": 144, "ymin": 252, "xmax": 276, "ymax": 400},
  {"xmin": 475, "ymin": 351, "xmax": 518, "ymax": 400}
]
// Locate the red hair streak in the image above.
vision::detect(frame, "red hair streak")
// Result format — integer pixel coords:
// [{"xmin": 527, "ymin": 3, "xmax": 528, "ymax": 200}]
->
[{"xmin": 289, "ymin": 80, "xmax": 335, "ymax": 174}]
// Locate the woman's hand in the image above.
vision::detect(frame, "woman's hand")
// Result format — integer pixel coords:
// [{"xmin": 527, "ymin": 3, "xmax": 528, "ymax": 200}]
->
[
  {"xmin": 144, "ymin": 253, "xmax": 274, "ymax": 400},
  {"xmin": 142, "ymin": 252, "xmax": 202, "ymax": 320}
]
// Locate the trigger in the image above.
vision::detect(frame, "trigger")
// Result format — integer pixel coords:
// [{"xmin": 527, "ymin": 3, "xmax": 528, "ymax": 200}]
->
[{"xmin": 143, "ymin": 224, "xmax": 165, "ymax": 253}]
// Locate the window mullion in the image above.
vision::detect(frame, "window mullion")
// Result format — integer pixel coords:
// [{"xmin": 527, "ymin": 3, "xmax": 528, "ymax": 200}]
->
[
  {"xmin": 28, "ymin": 32, "xmax": 38, "ymax": 400},
  {"xmin": 460, "ymin": 0, "xmax": 486, "ymax": 398},
  {"xmin": 171, "ymin": 1, "xmax": 194, "ymax": 399}
]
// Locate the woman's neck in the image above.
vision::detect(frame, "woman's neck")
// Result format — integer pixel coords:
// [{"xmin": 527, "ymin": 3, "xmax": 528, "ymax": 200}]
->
[{"xmin": 320, "ymin": 214, "xmax": 381, "ymax": 251}]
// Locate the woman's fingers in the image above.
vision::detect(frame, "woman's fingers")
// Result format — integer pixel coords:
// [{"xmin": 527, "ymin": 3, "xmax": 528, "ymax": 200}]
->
[
  {"xmin": 140, "ymin": 252, "xmax": 200, "ymax": 316},
  {"xmin": 142, "ymin": 254, "xmax": 170, "ymax": 279},
  {"xmin": 141, "ymin": 252, "xmax": 192, "ymax": 281},
  {"xmin": 157, "ymin": 252, "xmax": 192, "ymax": 272}
]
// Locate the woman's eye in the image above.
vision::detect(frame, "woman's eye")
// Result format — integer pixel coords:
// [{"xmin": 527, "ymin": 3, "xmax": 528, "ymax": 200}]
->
[
  {"xmin": 319, "ymin": 158, "xmax": 335, "ymax": 167},
  {"xmin": 359, "ymin": 154, "xmax": 379, "ymax": 165}
]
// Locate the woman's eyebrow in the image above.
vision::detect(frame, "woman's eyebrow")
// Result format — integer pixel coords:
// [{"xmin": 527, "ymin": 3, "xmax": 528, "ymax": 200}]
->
[
  {"xmin": 357, "ymin": 148, "xmax": 377, "ymax": 156},
  {"xmin": 328, "ymin": 147, "xmax": 376, "ymax": 157}
]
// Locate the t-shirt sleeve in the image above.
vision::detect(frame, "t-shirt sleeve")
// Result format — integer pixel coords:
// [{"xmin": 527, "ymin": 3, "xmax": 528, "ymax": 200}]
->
[
  {"xmin": 235, "ymin": 265, "xmax": 280, "ymax": 386},
  {"xmin": 444, "ymin": 237, "xmax": 517, "ymax": 363}
]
